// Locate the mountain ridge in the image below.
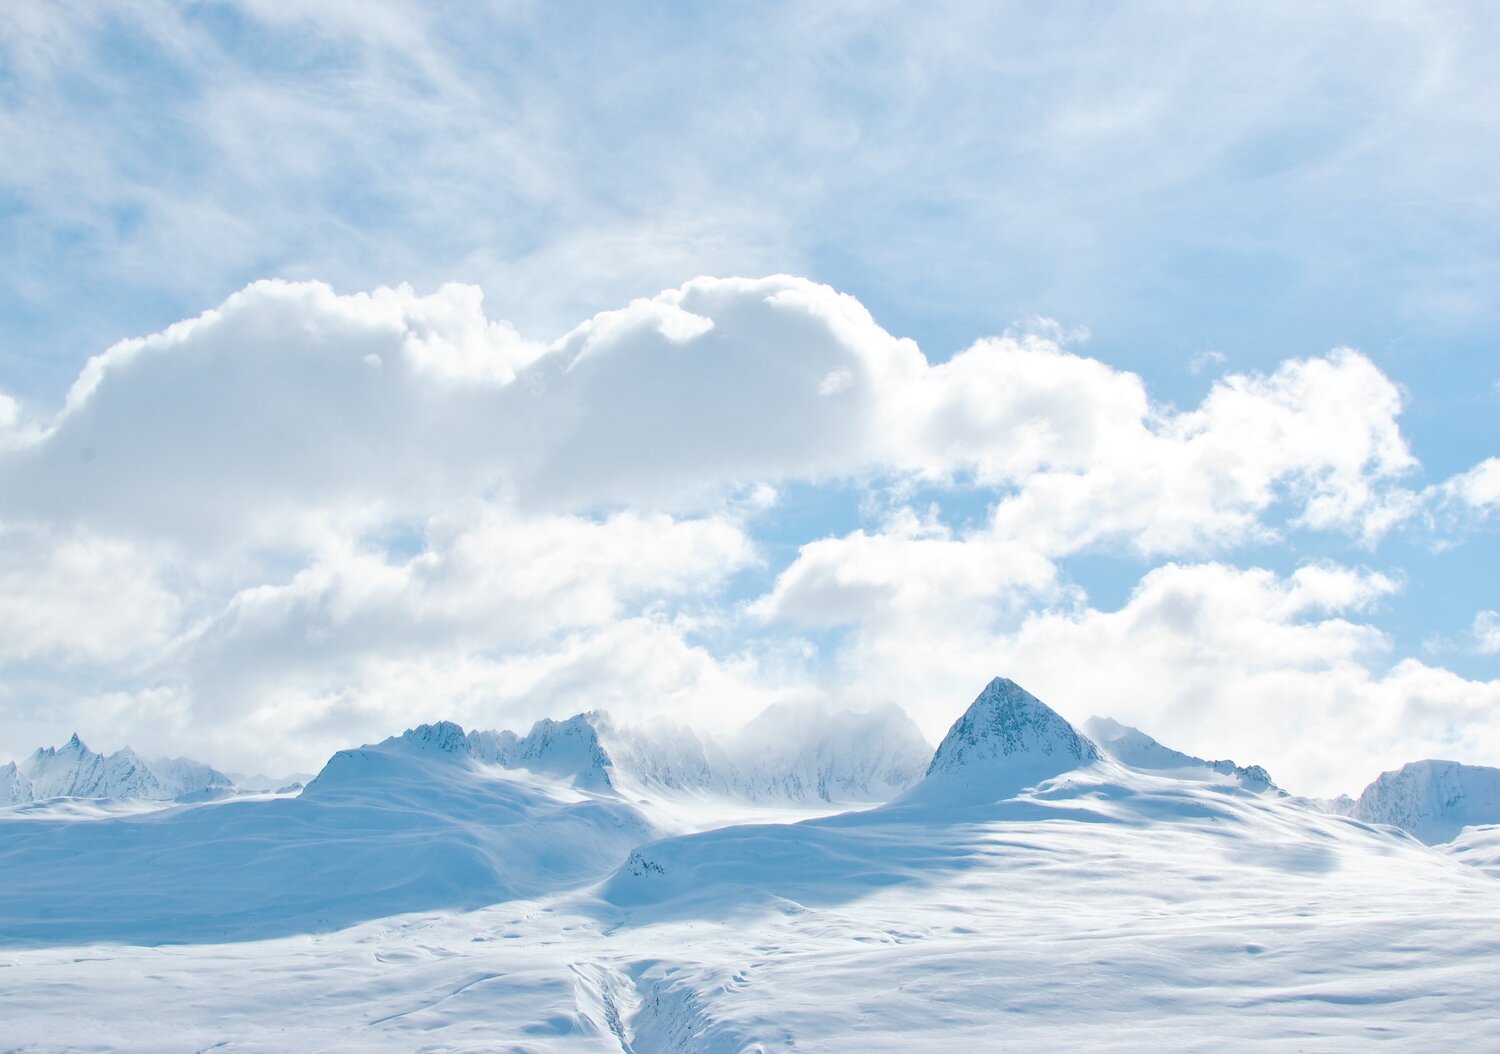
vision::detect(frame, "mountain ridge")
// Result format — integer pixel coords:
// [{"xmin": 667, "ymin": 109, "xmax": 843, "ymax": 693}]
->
[
  {"xmin": 2, "ymin": 734, "xmax": 234, "ymax": 806},
  {"xmin": 1349, "ymin": 758, "xmax": 1500, "ymax": 844},
  {"xmin": 344, "ymin": 704, "xmax": 933, "ymax": 806},
  {"xmin": 1083, "ymin": 715, "xmax": 1279, "ymax": 793}
]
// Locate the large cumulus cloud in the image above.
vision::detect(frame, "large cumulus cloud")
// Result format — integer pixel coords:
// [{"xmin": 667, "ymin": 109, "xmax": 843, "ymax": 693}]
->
[
  {"xmin": 0, "ymin": 275, "xmax": 1428, "ymax": 542},
  {"xmin": 0, "ymin": 275, "xmax": 1494, "ymax": 789}
]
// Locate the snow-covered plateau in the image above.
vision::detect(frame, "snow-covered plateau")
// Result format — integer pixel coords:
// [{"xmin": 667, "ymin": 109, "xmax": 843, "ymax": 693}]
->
[{"xmin": 3, "ymin": 677, "xmax": 1500, "ymax": 1051}]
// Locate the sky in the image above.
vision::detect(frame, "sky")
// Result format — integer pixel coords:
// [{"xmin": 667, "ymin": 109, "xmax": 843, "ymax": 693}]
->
[{"xmin": 0, "ymin": 0, "xmax": 1496, "ymax": 796}]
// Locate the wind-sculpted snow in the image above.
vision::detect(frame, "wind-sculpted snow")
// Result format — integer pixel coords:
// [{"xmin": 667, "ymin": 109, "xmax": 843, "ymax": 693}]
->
[
  {"xmin": 1, "ymin": 733, "xmax": 234, "ymax": 806},
  {"xmin": 1350, "ymin": 759, "xmax": 1500, "ymax": 844},
  {"xmin": 1443, "ymin": 824, "xmax": 1500, "ymax": 877},
  {"xmin": 1084, "ymin": 715, "xmax": 1280, "ymax": 792}
]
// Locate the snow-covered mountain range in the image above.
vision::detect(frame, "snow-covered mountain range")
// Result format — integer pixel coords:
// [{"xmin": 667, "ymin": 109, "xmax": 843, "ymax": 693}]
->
[
  {"xmin": 10, "ymin": 690, "xmax": 1500, "ymax": 852},
  {"xmin": 5, "ymin": 676, "xmax": 1500, "ymax": 1050},
  {"xmin": 1, "ymin": 704, "xmax": 929, "ymax": 811},
  {"xmin": 323, "ymin": 704, "xmax": 933, "ymax": 807},
  {"xmin": 0, "ymin": 734, "xmax": 235, "ymax": 805}
]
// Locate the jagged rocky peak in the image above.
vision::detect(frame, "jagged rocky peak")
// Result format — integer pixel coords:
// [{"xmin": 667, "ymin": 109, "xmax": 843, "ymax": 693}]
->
[
  {"xmin": 1352, "ymin": 759, "xmax": 1500, "ymax": 845},
  {"xmin": 1083, "ymin": 716, "xmax": 1279, "ymax": 793},
  {"xmin": 0, "ymin": 761, "xmax": 31, "ymax": 806},
  {"xmin": 386, "ymin": 713, "xmax": 619, "ymax": 790},
  {"xmin": 466, "ymin": 728, "xmax": 522, "ymax": 765},
  {"xmin": 509, "ymin": 713, "xmax": 616, "ymax": 790},
  {"xmin": 909, "ymin": 677, "xmax": 1099, "ymax": 804},
  {"xmin": 24, "ymin": 735, "xmax": 159, "ymax": 801},
  {"xmin": 6, "ymin": 733, "xmax": 234, "ymax": 804},
  {"xmin": 395, "ymin": 720, "xmax": 472, "ymax": 755}
]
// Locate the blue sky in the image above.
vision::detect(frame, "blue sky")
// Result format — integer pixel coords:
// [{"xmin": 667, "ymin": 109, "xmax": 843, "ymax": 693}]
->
[{"xmin": 0, "ymin": 1, "xmax": 1496, "ymax": 794}]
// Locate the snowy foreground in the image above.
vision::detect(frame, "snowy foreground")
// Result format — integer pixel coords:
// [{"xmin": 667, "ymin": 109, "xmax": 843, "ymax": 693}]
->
[{"xmin": 4, "ymin": 680, "xmax": 1500, "ymax": 1051}]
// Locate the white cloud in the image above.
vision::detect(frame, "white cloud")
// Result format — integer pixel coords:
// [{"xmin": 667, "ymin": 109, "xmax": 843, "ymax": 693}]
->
[
  {"xmin": 0, "ymin": 275, "xmax": 1485, "ymax": 782},
  {"xmin": 753, "ymin": 506, "xmax": 1063, "ymax": 629},
  {"xmin": 980, "ymin": 346, "xmax": 1417, "ymax": 554},
  {"xmin": 796, "ymin": 557, "xmax": 1493, "ymax": 797},
  {"xmin": 1474, "ymin": 611, "xmax": 1500, "ymax": 655},
  {"xmin": 0, "ymin": 276, "xmax": 1422, "ymax": 558},
  {"xmin": 89, "ymin": 616, "xmax": 790, "ymax": 777},
  {"xmin": 1189, "ymin": 349, "xmax": 1227, "ymax": 375},
  {"xmin": 0, "ymin": 526, "xmax": 181, "ymax": 664},
  {"xmin": 1435, "ymin": 456, "xmax": 1500, "ymax": 515},
  {"xmin": 158, "ymin": 506, "xmax": 757, "ymax": 738}
]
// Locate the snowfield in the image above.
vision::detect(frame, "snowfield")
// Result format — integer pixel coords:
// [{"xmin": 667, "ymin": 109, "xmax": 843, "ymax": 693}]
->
[{"xmin": 3, "ymin": 679, "xmax": 1500, "ymax": 1051}]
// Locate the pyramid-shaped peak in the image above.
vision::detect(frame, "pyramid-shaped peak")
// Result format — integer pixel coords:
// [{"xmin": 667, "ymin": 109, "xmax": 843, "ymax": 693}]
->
[
  {"xmin": 31, "ymin": 733, "xmax": 92, "ymax": 761},
  {"xmin": 907, "ymin": 678, "xmax": 1099, "ymax": 805},
  {"xmin": 974, "ymin": 676, "xmax": 1046, "ymax": 709},
  {"xmin": 929, "ymin": 677, "xmax": 1097, "ymax": 766}
]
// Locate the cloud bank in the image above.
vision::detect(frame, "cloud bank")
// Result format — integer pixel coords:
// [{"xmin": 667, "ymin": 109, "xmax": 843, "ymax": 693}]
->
[{"xmin": 0, "ymin": 275, "xmax": 1493, "ymax": 796}]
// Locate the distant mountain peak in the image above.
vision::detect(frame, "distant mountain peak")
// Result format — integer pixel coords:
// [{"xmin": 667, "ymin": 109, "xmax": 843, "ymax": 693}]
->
[
  {"xmin": 397, "ymin": 721, "xmax": 472, "ymax": 755},
  {"xmin": 927, "ymin": 677, "xmax": 1099, "ymax": 772},
  {"xmin": 4, "ymin": 735, "xmax": 233, "ymax": 806},
  {"xmin": 1352, "ymin": 759, "xmax": 1500, "ymax": 844},
  {"xmin": 1082, "ymin": 716, "xmax": 1279, "ymax": 793},
  {"xmin": 510, "ymin": 713, "xmax": 615, "ymax": 790},
  {"xmin": 909, "ymin": 677, "xmax": 1099, "ymax": 804},
  {"xmin": 363, "ymin": 714, "xmax": 618, "ymax": 791}
]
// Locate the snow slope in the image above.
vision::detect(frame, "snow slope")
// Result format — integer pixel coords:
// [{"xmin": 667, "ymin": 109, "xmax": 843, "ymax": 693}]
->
[
  {"xmin": 1443, "ymin": 824, "xmax": 1500, "ymax": 877},
  {"xmin": 1350, "ymin": 759, "xmax": 1500, "ymax": 844},
  {"xmin": 0, "ymin": 721, "xmax": 653, "ymax": 944}
]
